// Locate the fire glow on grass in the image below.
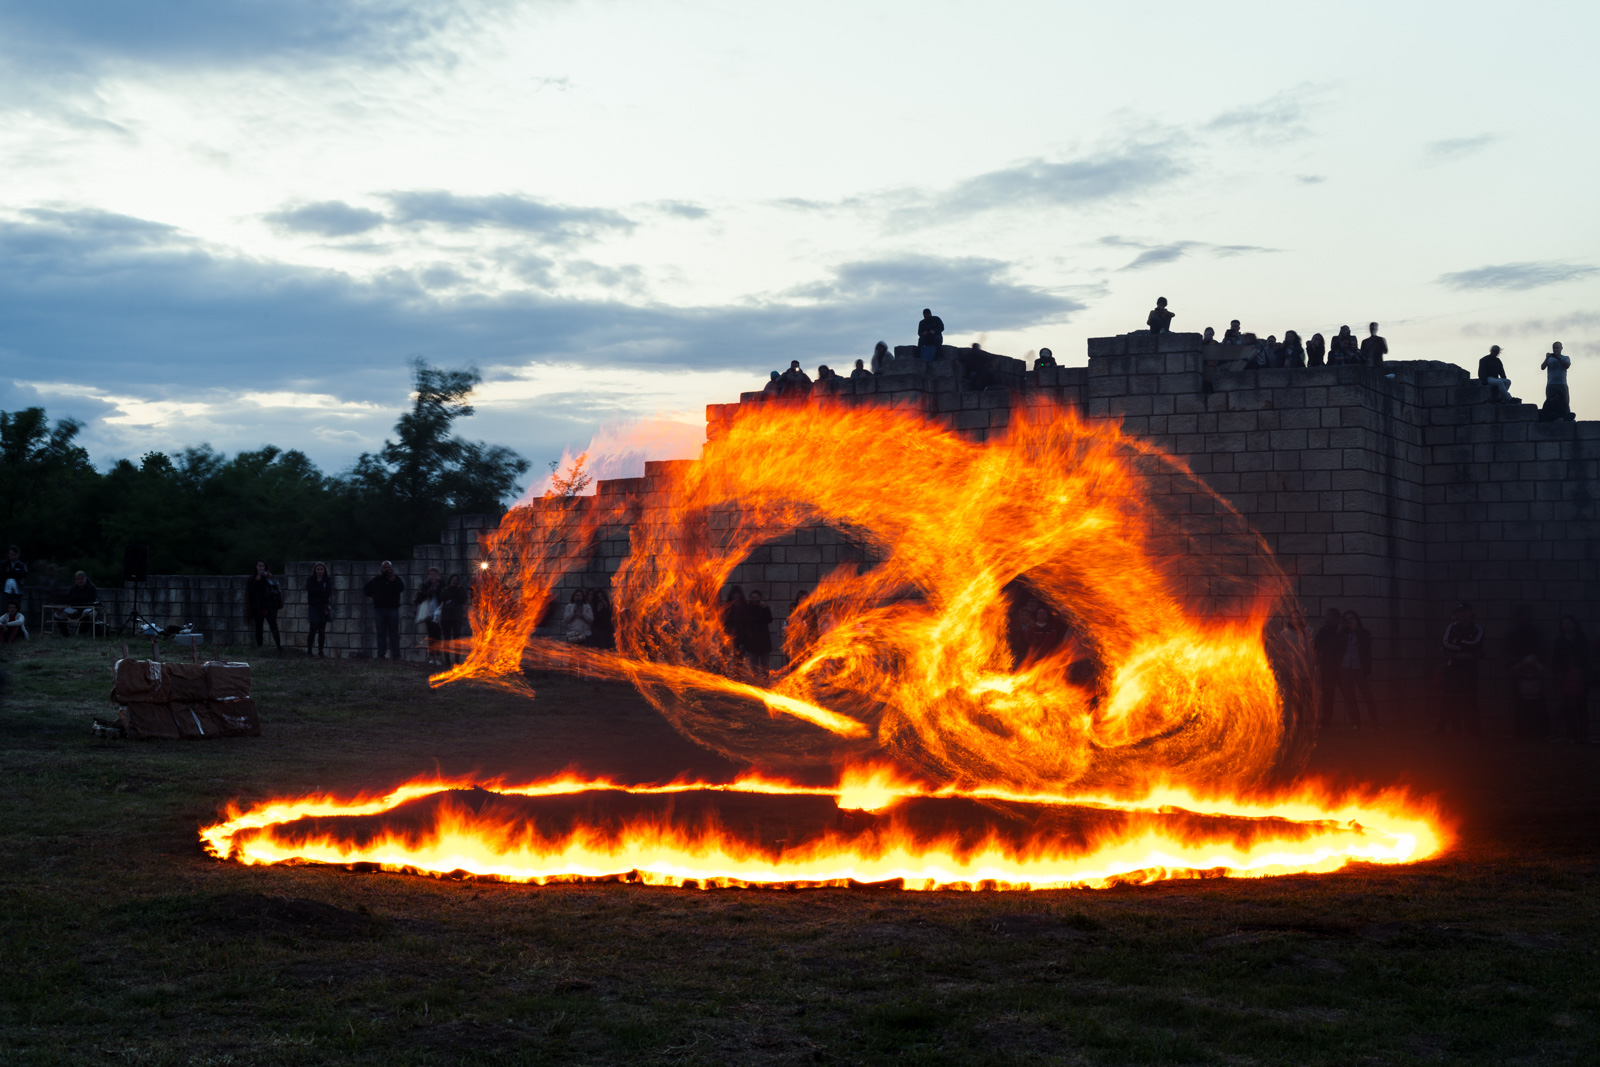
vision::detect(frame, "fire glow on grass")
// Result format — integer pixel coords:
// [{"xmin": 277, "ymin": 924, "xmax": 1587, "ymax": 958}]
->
[{"xmin": 202, "ymin": 401, "xmax": 1451, "ymax": 889}]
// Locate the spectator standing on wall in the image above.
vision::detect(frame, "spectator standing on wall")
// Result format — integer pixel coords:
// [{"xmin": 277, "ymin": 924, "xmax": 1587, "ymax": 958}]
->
[
  {"xmin": 363, "ymin": 561, "xmax": 406, "ymax": 660},
  {"xmin": 439, "ymin": 574, "xmax": 469, "ymax": 663},
  {"xmin": 917, "ymin": 308, "xmax": 945, "ymax": 360},
  {"xmin": 246, "ymin": 559, "xmax": 284, "ymax": 652},
  {"xmin": 590, "ymin": 587, "xmax": 615, "ymax": 650},
  {"xmin": 780, "ymin": 360, "xmax": 812, "ymax": 396},
  {"xmin": 1313, "ymin": 608, "xmax": 1343, "ymax": 728},
  {"xmin": 741, "ymin": 590, "xmax": 773, "ymax": 676},
  {"xmin": 562, "ymin": 588, "xmax": 592, "ymax": 646},
  {"xmin": 305, "ymin": 561, "xmax": 332, "ymax": 657},
  {"xmin": 1438, "ymin": 603, "xmax": 1484, "ymax": 734},
  {"xmin": 1223, "ymin": 320, "xmax": 1243, "ymax": 344},
  {"xmin": 1335, "ymin": 610, "xmax": 1379, "ymax": 729},
  {"xmin": 1539, "ymin": 342, "xmax": 1574, "ymax": 421},
  {"xmin": 1360, "ymin": 322, "xmax": 1388, "ymax": 365},
  {"xmin": 1, "ymin": 598, "xmax": 27, "ymax": 642},
  {"xmin": 415, "ymin": 566, "xmax": 445, "ymax": 666},
  {"xmin": 1146, "ymin": 297, "xmax": 1175, "ymax": 333},
  {"xmin": 1553, "ymin": 616, "xmax": 1595, "ymax": 742},
  {"xmin": 1306, "ymin": 333, "xmax": 1327, "ymax": 367},
  {"xmin": 2, "ymin": 545, "xmax": 25, "ymax": 600},
  {"xmin": 1478, "ymin": 345, "xmax": 1511, "ymax": 403}
]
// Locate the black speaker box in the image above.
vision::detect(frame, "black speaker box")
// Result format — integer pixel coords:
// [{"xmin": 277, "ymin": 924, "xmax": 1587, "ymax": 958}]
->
[{"xmin": 123, "ymin": 544, "xmax": 150, "ymax": 583}]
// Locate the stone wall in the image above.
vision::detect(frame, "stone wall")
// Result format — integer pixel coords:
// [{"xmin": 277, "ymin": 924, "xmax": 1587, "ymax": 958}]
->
[{"xmin": 658, "ymin": 336, "xmax": 1599, "ymax": 730}]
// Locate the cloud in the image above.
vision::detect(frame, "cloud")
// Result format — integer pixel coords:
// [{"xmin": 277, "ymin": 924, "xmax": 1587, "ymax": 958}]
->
[
  {"xmin": 929, "ymin": 143, "xmax": 1185, "ymax": 219},
  {"xmin": 1102, "ymin": 236, "xmax": 1278, "ymax": 272},
  {"xmin": 383, "ymin": 191, "xmax": 635, "ymax": 242},
  {"xmin": 0, "ymin": 0, "xmax": 485, "ymax": 70},
  {"xmin": 1460, "ymin": 311, "xmax": 1600, "ymax": 340},
  {"xmin": 1423, "ymin": 134, "xmax": 1498, "ymax": 165},
  {"xmin": 1437, "ymin": 261, "xmax": 1598, "ymax": 292},
  {"xmin": 267, "ymin": 200, "xmax": 386, "ymax": 238},
  {"xmin": 0, "ymin": 209, "xmax": 1081, "ymax": 432},
  {"xmin": 654, "ymin": 200, "xmax": 711, "ymax": 220},
  {"xmin": 1296, "ymin": 174, "xmax": 1326, "ymax": 184},
  {"xmin": 1205, "ymin": 86, "xmax": 1319, "ymax": 143}
]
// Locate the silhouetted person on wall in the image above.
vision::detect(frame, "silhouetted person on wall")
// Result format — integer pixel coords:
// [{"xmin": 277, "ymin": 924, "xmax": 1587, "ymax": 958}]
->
[
  {"xmin": 1335, "ymin": 610, "xmax": 1379, "ymax": 729},
  {"xmin": 850, "ymin": 358, "xmax": 872, "ymax": 380},
  {"xmin": 1282, "ymin": 330, "xmax": 1305, "ymax": 368},
  {"xmin": 1360, "ymin": 322, "xmax": 1387, "ymax": 365},
  {"xmin": 1146, "ymin": 297, "xmax": 1174, "ymax": 333},
  {"xmin": 870, "ymin": 341, "xmax": 890, "ymax": 374},
  {"xmin": 246, "ymin": 559, "xmax": 283, "ymax": 652},
  {"xmin": 1306, "ymin": 332, "xmax": 1326, "ymax": 367},
  {"xmin": 1034, "ymin": 347, "xmax": 1057, "ymax": 368},
  {"xmin": 780, "ymin": 360, "xmax": 812, "ymax": 395},
  {"xmin": 1223, "ymin": 320, "xmax": 1243, "ymax": 344},
  {"xmin": 741, "ymin": 590, "xmax": 773, "ymax": 675},
  {"xmin": 1330, "ymin": 325, "xmax": 1358, "ymax": 365},
  {"xmin": 363, "ymin": 561, "xmax": 406, "ymax": 660},
  {"xmin": 1313, "ymin": 608, "xmax": 1343, "ymax": 727},
  {"xmin": 917, "ymin": 308, "xmax": 944, "ymax": 360},
  {"xmin": 816, "ymin": 364, "xmax": 838, "ymax": 382},
  {"xmin": 1478, "ymin": 345, "xmax": 1510, "ymax": 403},
  {"xmin": 1553, "ymin": 615, "xmax": 1595, "ymax": 741},
  {"xmin": 1540, "ymin": 342, "xmax": 1574, "ymax": 421},
  {"xmin": 1438, "ymin": 602, "xmax": 1484, "ymax": 734},
  {"xmin": 762, "ymin": 370, "xmax": 782, "ymax": 396}
]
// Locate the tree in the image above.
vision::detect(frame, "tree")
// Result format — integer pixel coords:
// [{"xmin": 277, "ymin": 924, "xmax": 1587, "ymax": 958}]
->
[
  {"xmin": 0, "ymin": 408, "xmax": 98, "ymax": 565},
  {"xmin": 544, "ymin": 453, "xmax": 592, "ymax": 498},
  {"xmin": 344, "ymin": 360, "xmax": 529, "ymax": 554}
]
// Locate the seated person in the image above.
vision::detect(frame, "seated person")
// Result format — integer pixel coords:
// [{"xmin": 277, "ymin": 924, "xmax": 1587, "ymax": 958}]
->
[
  {"xmin": 1330, "ymin": 325, "xmax": 1358, "ymax": 364},
  {"xmin": 1, "ymin": 598, "xmax": 26, "ymax": 642},
  {"xmin": 849, "ymin": 358, "xmax": 872, "ymax": 380},
  {"xmin": 1034, "ymin": 347, "xmax": 1057, "ymax": 368},
  {"xmin": 59, "ymin": 571, "xmax": 99, "ymax": 635},
  {"xmin": 1146, "ymin": 296, "xmax": 1175, "ymax": 333},
  {"xmin": 761, "ymin": 370, "xmax": 783, "ymax": 395},
  {"xmin": 779, "ymin": 360, "xmax": 813, "ymax": 393},
  {"xmin": 870, "ymin": 341, "xmax": 890, "ymax": 374},
  {"xmin": 1478, "ymin": 345, "xmax": 1510, "ymax": 403}
]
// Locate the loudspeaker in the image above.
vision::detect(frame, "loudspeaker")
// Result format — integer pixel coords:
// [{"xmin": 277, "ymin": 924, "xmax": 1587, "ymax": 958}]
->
[{"xmin": 123, "ymin": 544, "xmax": 150, "ymax": 583}]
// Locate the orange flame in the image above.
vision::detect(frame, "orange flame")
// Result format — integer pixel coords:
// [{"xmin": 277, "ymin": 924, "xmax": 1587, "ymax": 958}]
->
[{"xmin": 206, "ymin": 399, "xmax": 1452, "ymax": 889}]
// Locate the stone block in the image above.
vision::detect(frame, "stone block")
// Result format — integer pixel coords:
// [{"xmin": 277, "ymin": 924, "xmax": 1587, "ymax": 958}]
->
[
  {"xmin": 1126, "ymin": 332, "xmax": 1159, "ymax": 355},
  {"xmin": 1086, "ymin": 336, "xmax": 1127, "ymax": 357}
]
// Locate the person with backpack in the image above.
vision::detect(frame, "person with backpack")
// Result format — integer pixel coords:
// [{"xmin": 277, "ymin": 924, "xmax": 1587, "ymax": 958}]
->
[{"xmin": 246, "ymin": 559, "xmax": 284, "ymax": 651}]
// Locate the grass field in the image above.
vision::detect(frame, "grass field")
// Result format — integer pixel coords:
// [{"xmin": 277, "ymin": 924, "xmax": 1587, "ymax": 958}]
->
[{"xmin": 2, "ymin": 636, "xmax": 1598, "ymax": 1065}]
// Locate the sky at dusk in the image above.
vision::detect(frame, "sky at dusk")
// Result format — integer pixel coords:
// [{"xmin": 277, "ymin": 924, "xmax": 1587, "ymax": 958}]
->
[{"xmin": 1, "ymin": 0, "xmax": 1596, "ymax": 483}]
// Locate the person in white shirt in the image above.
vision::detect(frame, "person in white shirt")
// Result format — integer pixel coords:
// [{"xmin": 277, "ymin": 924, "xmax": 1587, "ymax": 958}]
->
[
  {"xmin": 1, "ymin": 598, "xmax": 27, "ymax": 643},
  {"xmin": 1539, "ymin": 342, "xmax": 1574, "ymax": 422}
]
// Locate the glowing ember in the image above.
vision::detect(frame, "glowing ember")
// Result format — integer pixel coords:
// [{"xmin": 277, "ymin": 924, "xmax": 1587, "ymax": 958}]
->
[{"xmin": 202, "ymin": 400, "xmax": 1451, "ymax": 889}]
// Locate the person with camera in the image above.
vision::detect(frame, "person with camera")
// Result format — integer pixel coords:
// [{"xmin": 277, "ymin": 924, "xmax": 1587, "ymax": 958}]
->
[{"xmin": 246, "ymin": 559, "xmax": 284, "ymax": 651}]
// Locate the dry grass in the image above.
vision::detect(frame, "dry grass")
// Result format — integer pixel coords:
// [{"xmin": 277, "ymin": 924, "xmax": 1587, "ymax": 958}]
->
[{"xmin": 1, "ymin": 636, "xmax": 1597, "ymax": 1065}]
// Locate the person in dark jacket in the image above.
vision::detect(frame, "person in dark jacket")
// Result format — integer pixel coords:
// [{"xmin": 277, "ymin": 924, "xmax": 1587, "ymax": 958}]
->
[
  {"xmin": 590, "ymin": 587, "xmax": 615, "ymax": 650},
  {"xmin": 1306, "ymin": 333, "xmax": 1327, "ymax": 367},
  {"xmin": 721, "ymin": 586, "xmax": 747, "ymax": 655},
  {"xmin": 415, "ymin": 566, "xmax": 444, "ymax": 666},
  {"xmin": 439, "ymin": 574, "xmax": 469, "ymax": 664},
  {"xmin": 1553, "ymin": 615, "xmax": 1595, "ymax": 742},
  {"xmin": 741, "ymin": 590, "xmax": 773, "ymax": 676},
  {"xmin": 917, "ymin": 308, "xmax": 945, "ymax": 360},
  {"xmin": 1334, "ymin": 610, "xmax": 1378, "ymax": 728},
  {"xmin": 363, "ymin": 561, "xmax": 406, "ymax": 660},
  {"xmin": 305, "ymin": 561, "xmax": 333, "ymax": 656},
  {"xmin": 59, "ymin": 571, "xmax": 99, "ymax": 635},
  {"xmin": 1437, "ymin": 602, "xmax": 1484, "ymax": 734},
  {"xmin": 1312, "ymin": 608, "xmax": 1343, "ymax": 727},
  {"xmin": 245, "ymin": 559, "xmax": 283, "ymax": 651}
]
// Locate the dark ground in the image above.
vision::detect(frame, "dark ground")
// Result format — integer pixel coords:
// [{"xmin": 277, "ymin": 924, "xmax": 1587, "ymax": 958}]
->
[{"xmin": 2, "ymin": 637, "xmax": 1598, "ymax": 1065}]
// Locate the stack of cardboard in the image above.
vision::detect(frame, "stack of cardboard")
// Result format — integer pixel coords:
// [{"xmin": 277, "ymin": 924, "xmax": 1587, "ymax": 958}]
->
[{"xmin": 113, "ymin": 657, "xmax": 260, "ymax": 739}]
